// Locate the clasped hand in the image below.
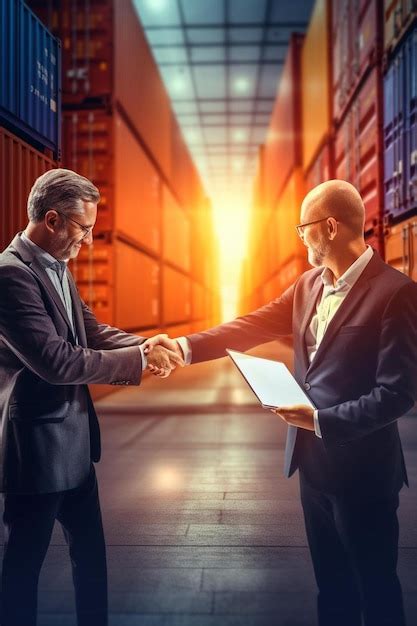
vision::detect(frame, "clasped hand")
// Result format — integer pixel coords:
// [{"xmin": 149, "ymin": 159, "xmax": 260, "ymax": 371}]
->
[{"xmin": 143, "ymin": 334, "xmax": 184, "ymax": 378}]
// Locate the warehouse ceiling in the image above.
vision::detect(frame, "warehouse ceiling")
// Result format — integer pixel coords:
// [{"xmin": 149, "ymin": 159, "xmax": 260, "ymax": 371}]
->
[{"xmin": 133, "ymin": 0, "xmax": 314, "ymax": 203}]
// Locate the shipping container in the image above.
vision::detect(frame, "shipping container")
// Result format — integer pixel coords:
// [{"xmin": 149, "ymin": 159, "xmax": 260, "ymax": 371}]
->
[
  {"xmin": 383, "ymin": 25, "xmax": 417, "ymax": 221},
  {"xmin": 71, "ymin": 237, "xmax": 160, "ymax": 329},
  {"xmin": 384, "ymin": 0, "xmax": 417, "ymax": 55},
  {"xmin": 63, "ymin": 108, "xmax": 161, "ymax": 254},
  {"xmin": 333, "ymin": 0, "xmax": 382, "ymax": 124},
  {"xmin": 365, "ymin": 227, "xmax": 385, "ymax": 257},
  {"xmin": 163, "ymin": 266, "xmax": 191, "ymax": 325},
  {"xmin": 0, "ymin": 125, "xmax": 57, "ymax": 250},
  {"xmin": 301, "ymin": 0, "xmax": 332, "ymax": 171},
  {"xmin": 28, "ymin": 0, "xmax": 173, "ymax": 181},
  {"xmin": 0, "ymin": 0, "xmax": 61, "ymax": 156},
  {"xmin": 335, "ymin": 68, "xmax": 383, "ymax": 231},
  {"xmin": 263, "ymin": 34, "xmax": 304, "ymax": 211},
  {"xmin": 273, "ymin": 168, "xmax": 306, "ymax": 270},
  {"xmin": 304, "ymin": 141, "xmax": 334, "ymax": 191},
  {"xmin": 384, "ymin": 215, "xmax": 417, "ymax": 278},
  {"xmin": 162, "ymin": 184, "xmax": 191, "ymax": 273}
]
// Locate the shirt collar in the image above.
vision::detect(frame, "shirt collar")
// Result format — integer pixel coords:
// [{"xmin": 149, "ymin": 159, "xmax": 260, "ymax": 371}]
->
[
  {"xmin": 320, "ymin": 245, "xmax": 374, "ymax": 291},
  {"xmin": 21, "ymin": 231, "xmax": 66, "ymax": 271}
]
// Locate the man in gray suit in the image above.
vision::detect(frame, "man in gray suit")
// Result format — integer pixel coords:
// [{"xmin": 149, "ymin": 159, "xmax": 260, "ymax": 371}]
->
[
  {"xmin": 0, "ymin": 168, "xmax": 183, "ymax": 626},
  {"xmin": 145, "ymin": 180, "xmax": 417, "ymax": 626}
]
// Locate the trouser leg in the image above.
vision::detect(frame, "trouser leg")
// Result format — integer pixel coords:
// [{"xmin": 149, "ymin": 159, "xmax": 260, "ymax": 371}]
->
[
  {"xmin": 57, "ymin": 465, "xmax": 108, "ymax": 626},
  {"xmin": 333, "ymin": 491, "xmax": 406, "ymax": 626},
  {"xmin": 299, "ymin": 472, "xmax": 362, "ymax": 626},
  {"xmin": 1, "ymin": 492, "xmax": 60, "ymax": 626}
]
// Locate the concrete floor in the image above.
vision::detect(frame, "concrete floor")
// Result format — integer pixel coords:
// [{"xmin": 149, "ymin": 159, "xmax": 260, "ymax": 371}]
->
[{"xmin": 1, "ymin": 341, "xmax": 417, "ymax": 625}]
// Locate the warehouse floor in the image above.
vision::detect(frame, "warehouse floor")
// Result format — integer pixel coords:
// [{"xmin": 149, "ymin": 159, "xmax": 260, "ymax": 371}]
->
[{"xmin": 1, "ymin": 341, "xmax": 417, "ymax": 626}]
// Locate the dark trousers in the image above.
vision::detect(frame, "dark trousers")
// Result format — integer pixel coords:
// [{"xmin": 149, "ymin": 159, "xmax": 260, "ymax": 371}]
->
[
  {"xmin": 299, "ymin": 471, "xmax": 406, "ymax": 626},
  {"xmin": 1, "ymin": 465, "xmax": 107, "ymax": 626}
]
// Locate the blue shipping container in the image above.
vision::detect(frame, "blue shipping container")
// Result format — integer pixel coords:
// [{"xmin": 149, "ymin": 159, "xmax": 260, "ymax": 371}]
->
[
  {"xmin": 405, "ymin": 27, "xmax": 417, "ymax": 212},
  {"xmin": 0, "ymin": 0, "xmax": 61, "ymax": 156},
  {"xmin": 383, "ymin": 24, "xmax": 417, "ymax": 221},
  {"xmin": 383, "ymin": 49, "xmax": 407, "ymax": 219}
]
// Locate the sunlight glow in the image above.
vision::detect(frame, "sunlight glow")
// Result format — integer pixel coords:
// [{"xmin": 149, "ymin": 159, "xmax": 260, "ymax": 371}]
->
[
  {"xmin": 151, "ymin": 466, "xmax": 183, "ymax": 491},
  {"xmin": 212, "ymin": 192, "xmax": 251, "ymax": 321}
]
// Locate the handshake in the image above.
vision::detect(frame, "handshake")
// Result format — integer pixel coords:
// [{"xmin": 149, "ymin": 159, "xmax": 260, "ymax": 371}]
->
[{"xmin": 142, "ymin": 334, "xmax": 185, "ymax": 378}]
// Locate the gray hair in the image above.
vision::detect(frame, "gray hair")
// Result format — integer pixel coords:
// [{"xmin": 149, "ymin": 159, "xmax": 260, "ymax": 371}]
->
[{"xmin": 27, "ymin": 168, "xmax": 100, "ymax": 223}]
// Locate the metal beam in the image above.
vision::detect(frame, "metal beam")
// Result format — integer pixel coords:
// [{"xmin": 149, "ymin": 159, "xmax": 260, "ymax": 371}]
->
[
  {"xmin": 158, "ymin": 60, "xmax": 284, "ymax": 66},
  {"xmin": 145, "ymin": 22, "xmax": 308, "ymax": 30}
]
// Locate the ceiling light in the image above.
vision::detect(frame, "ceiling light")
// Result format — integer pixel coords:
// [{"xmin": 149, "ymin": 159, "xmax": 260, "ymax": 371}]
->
[
  {"xmin": 233, "ymin": 129, "xmax": 247, "ymax": 142},
  {"xmin": 170, "ymin": 74, "xmax": 187, "ymax": 94},
  {"xmin": 144, "ymin": 0, "xmax": 168, "ymax": 11},
  {"xmin": 234, "ymin": 77, "xmax": 250, "ymax": 94}
]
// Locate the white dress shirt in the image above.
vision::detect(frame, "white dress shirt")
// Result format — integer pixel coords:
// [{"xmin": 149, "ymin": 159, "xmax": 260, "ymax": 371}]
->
[{"xmin": 177, "ymin": 246, "xmax": 374, "ymax": 438}]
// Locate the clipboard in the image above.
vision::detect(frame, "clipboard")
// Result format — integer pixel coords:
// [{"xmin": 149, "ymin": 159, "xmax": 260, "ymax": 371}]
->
[{"xmin": 226, "ymin": 349, "xmax": 315, "ymax": 410}]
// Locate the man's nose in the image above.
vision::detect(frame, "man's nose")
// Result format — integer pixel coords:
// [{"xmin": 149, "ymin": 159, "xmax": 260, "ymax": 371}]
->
[{"xmin": 83, "ymin": 231, "xmax": 93, "ymax": 245}]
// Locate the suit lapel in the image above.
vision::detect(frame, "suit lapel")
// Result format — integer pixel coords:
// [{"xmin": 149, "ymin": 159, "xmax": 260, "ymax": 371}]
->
[
  {"xmin": 8, "ymin": 234, "xmax": 75, "ymax": 338},
  {"xmin": 305, "ymin": 251, "xmax": 382, "ymax": 374},
  {"xmin": 67, "ymin": 272, "xmax": 88, "ymax": 347},
  {"xmin": 298, "ymin": 274, "xmax": 323, "ymax": 371}
]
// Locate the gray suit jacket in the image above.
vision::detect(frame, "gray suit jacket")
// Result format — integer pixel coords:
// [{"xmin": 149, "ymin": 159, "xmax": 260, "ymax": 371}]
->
[
  {"xmin": 187, "ymin": 251, "xmax": 417, "ymax": 498},
  {"xmin": 0, "ymin": 234, "xmax": 145, "ymax": 494}
]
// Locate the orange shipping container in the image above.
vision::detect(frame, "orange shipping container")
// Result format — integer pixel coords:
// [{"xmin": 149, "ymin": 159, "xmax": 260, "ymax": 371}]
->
[
  {"xmin": 162, "ymin": 185, "xmax": 191, "ymax": 273},
  {"xmin": 63, "ymin": 109, "xmax": 161, "ymax": 254},
  {"xmin": 0, "ymin": 126, "xmax": 56, "ymax": 251},
  {"xmin": 384, "ymin": 216, "xmax": 417, "ymax": 279},
  {"xmin": 273, "ymin": 168, "xmax": 306, "ymax": 270},
  {"xmin": 163, "ymin": 266, "xmax": 191, "ymax": 324},
  {"xmin": 191, "ymin": 282, "xmax": 206, "ymax": 321},
  {"xmin": 301, "ymin": 0, "xmax": 332, "ymax": 171},
  {"xmin": 72, "ymin": 238, "xmax": 160, "ymax": 330}
]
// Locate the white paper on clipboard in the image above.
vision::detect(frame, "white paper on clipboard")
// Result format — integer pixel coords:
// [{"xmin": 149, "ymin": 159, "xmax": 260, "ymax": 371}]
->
[{"xmin": 226, "ymin": 349, "xmax": 316, "ymax": 409}]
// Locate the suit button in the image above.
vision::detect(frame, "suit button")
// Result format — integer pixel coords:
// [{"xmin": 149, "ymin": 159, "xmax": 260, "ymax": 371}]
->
[{"xmin": 304, "ymin": 382, "xmax": 311, "ymax": 391}]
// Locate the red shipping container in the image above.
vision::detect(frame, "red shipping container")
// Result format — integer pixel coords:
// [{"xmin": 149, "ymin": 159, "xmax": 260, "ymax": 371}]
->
[
  {"xmin": 0, "ymin": 126, "xmax": 57, "ymax": 251},
  {"xmin": 384, "ymin": 0, "xmax": 417, "ymax": 54},
  {"xmin": 27, "ymin": 0, "xmax": 172, "ymax": 181},
  {"xmin": 305, "ymin": 141, "xmax": 334, "ymax": 191},
  {"xmin": 334, "ymin": 68, "xmax": 383, "ymax": 232},
  {"xmin": 365, "ymin": 228, "xmax": 385, "ymax": 257},
  {"xmin": 333, "ymin": 0, "xmax": 382, "ymax": 124},
  {"xmin": 264, "ymin": 34, "xmax": 304, "ymax": 210}
]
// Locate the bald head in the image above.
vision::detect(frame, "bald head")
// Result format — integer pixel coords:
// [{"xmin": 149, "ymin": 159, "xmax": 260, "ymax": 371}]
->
[{"xmin": 301, "ymin": 180, "xmax": 365, "ymax": 238}]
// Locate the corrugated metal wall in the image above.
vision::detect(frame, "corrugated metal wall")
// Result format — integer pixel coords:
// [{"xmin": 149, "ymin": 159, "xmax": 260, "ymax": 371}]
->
[
  {"xmin": 239, "ymin": 0, "xmax": 417, "ymax": 314},
  {"xmin": 11, "ymin": 0, "xmax": 221, "ymax": 341}
]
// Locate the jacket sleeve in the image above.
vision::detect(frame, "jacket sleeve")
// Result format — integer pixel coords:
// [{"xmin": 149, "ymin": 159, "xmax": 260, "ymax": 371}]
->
[
  {"xmin": 187, "ymin": 282, "xmax": 295, "ymax": 363},
  {"xmin": 0, "ymin": 265, "xmax": 143, "ymax": 386},
  {"xmin": 81, "ymin": 300, "xmax": 147, "ymax": 350},
  {"xmin": 318, "ymin": 281, "xmax": 417, "ymax": 446}
]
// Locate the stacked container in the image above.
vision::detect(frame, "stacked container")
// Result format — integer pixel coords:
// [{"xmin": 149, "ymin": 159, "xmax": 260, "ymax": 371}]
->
[
  {"xmin": 383, "ymin": 19, "xmax": 417, "ymax": 274},
  {"xmin": 0, "ymin": 0, "xmax": 61, "ymax": 250},
  {"xmin": 27, "ymin": 0, "xmax": 220, "ymax": 335},
  {"xmin": 332, "ymin": 0, "xmax": 385, "ymax": 255},
  {"xmin": 240, "ymin": 32, "xmax": 309, "ymax": 312}
]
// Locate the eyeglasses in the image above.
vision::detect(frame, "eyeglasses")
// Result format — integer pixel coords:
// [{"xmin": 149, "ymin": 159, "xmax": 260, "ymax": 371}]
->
[
  {"xmin": 295, "ymin": 216, "xmax": 338, "ymax": 237},
  {"xmin": 55, "ymin": 210, "xmax": 93, "ymax": 239}
]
